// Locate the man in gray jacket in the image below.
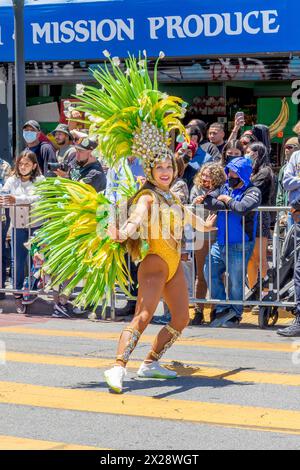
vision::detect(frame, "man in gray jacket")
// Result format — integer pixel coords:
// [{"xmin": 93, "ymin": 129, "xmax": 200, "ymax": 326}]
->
[{"xmin": 283, "ymin": 141, "xmax": 300, "ymax": 206}]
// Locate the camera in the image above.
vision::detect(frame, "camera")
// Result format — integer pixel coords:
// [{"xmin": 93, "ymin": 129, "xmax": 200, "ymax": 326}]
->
[
  {"xmin": 182, "ymin": 152, "xmax": 192, "ymax": 164},
  {"xmin": 48, "ymin": 162, "xmax": 69, "ymax": 172}
]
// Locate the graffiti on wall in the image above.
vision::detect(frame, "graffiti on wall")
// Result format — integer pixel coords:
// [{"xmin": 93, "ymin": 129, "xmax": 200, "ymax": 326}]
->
[
  {"xmin": 21, "ymin": 56, "xmax": 300, "ymax": 82},
  {"xmin": 190, "ymin": 57, "xmax": 300, "ymax": 81}
]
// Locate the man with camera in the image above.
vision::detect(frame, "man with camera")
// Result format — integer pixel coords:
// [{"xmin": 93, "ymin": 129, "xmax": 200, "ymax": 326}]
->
[{"xmin": 49, "ymin": 136, "xmax": 106, "ymax": 192}]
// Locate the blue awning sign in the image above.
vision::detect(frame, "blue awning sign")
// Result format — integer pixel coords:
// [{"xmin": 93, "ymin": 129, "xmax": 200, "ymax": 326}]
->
[{"xmin": 0, "ymin": 1, "xmax": 299, "ymax": 63}]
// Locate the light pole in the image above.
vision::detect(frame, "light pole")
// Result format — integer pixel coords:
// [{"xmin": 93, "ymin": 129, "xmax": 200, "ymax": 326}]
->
[{"xmin": 13, "ymin": 0, "xmax": 26, "ymax": 157}]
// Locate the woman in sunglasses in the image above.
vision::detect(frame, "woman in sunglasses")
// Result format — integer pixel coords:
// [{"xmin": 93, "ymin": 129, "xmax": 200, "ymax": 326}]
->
[
  {"xmin": 239, "ymin": 131, "xmax": 258, "ymax": 153},
  {"xmin": 277, "ymin": 137, "xmax": 300, "ymax": 228}
]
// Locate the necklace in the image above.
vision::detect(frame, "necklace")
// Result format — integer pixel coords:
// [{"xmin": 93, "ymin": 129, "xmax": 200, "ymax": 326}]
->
[{"xmin": 155, "ymin": 187, "xmax": 174, "ymax": 202}]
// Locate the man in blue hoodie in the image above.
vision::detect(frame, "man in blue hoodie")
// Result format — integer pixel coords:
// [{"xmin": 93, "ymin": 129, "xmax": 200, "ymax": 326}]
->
[{"xmin": 203, "ymin": 157, "xmax": 261, "ymax": 327}]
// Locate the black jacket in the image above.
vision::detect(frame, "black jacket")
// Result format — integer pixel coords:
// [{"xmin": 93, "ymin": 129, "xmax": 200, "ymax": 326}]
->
[
  {"xmin": 70, "ymin": 161, "xmax": 106, "ymax": 192},
  {"xmin": 251, "ymin": 166, "xmax": 274, "ymax": 206}
]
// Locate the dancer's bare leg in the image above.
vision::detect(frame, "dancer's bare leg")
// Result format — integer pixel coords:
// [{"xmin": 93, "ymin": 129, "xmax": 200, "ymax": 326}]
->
[
  {"xmin": 116, "ymin": 255, "xmax": 168, "ymax": 367},
  {"xmin": 145, "ymin": 262, "xmax": 190, "ymax": 363}
]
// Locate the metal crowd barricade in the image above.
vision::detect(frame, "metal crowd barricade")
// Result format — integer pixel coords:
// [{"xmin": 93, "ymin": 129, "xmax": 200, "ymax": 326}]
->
[
  {"xmin": 110, "ymin": 205, "xmax": 299, "ymax": 326},
  {"xmin": 1, "ymin": 202, "xmax": 298, "ymax": 325}
]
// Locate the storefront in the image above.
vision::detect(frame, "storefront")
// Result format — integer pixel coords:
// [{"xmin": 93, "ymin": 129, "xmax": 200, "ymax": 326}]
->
[{"xmin": 1, "ymin": 0, "xmax": 300, "ymax": 164}]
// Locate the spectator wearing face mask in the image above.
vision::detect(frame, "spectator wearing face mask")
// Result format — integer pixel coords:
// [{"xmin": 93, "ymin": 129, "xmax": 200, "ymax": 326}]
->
[
  {"xmin": 222, "ymin": 140, "xmax": 244, "ymax": 166},
  {"xmin": 202, "ymin": 157, "xmax": 261, "ymax": 327},
  {"xmin": 23, "ymin": 120, "xmax": 57, "ymax": 175}
]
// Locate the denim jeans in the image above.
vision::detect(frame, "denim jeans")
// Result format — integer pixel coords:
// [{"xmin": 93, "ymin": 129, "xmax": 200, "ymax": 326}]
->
[
  {"xmin": 1, "ymin": 210, "xmax": 10, "ymax": 289},
  {"xmin": 11, "ymin": 228, "xmax": 30, "ymax": 291},
  {"xmin": 294, "ymin": 249, "xmax": 300, "ymax": 317},
  {"xmin": 204, "ymin": 241, "xmax": 255, "ymax": 318}
]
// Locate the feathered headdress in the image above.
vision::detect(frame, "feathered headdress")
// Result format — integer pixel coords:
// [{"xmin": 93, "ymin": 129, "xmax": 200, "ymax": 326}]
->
[{"xmin": 77, "ymin": 50, "xmax": 187, "ymax": 182}]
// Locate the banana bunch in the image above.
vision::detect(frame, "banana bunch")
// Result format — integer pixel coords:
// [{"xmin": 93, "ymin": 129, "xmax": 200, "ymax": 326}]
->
[
  {"xmin": 269, "ymin": 98, "xmax": 289, "ymax": 139},
  {"xmin": 32, "ymin": 178, "xmax": 133, "ymax": 313}
]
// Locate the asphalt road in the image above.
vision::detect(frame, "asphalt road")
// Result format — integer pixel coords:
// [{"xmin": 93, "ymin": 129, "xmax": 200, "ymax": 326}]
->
[{"xmin": 0, "ymin": 306, "xmax": 300, "ymax": 451}]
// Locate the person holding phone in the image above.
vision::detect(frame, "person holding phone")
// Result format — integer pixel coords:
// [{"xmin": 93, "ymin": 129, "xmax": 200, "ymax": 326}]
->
[{"xmin": 228, "ymin": 111, "xmax": 246, "ymax": 144}]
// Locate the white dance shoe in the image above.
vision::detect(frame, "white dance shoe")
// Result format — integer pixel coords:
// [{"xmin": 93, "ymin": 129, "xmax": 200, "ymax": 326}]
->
[
  {"xmin": 137, "ymin": 361, "xmax": 177, "ymax": 379},
  {"xmin": 104, "ymin": 365, "xmax": 127, "ymax": 393}
]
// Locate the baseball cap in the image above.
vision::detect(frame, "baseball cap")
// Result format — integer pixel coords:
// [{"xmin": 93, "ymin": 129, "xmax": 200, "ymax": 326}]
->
[
  {"xmin": 75, "ymin": 137, "xmax": 98, "ymax": 151},
  {"xmin": 51, "ymin": 123, "xmax": 73, "ymax": 140},
  {"xmin": 23, "ymin": 120, "xmax": 41, "ymax": 132}
]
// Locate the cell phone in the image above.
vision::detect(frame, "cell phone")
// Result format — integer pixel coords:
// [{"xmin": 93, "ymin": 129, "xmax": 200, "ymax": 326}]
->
[{"xmin": 235, "ymin": 111, "xmax": 245, "ymax": 120}]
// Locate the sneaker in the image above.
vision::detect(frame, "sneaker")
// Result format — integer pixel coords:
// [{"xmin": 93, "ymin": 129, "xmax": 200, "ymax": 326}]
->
[
  {"xmin": 137, "ymin": 361, "xmax": 177, "ymax": 379},
  {"xmin": 15, "ymin": 297, "xmax": 26, "ymax": 314},
  {"xmin": 104, "ymin": 365, "xmax": 127, "ymax": 393},
  {"xmin": 52, "ymin": 303, "xmax": 73, "ymax": 318},
  {"xmin": 277, "ymin": 319, "xmax": 300, "ymax": 337}
]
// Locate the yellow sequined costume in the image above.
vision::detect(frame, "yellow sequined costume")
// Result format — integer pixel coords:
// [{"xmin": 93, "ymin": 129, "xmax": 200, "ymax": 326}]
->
[{"xmin": 130, "ymin": 189, "xmax": 183, "ymax": 282}]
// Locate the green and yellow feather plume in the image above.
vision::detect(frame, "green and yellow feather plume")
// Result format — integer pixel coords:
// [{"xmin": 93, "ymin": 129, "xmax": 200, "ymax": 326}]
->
[
  {"xmin": 32, "ymin": 177, "xmax": 133, "ymax": 312},
  {"xmin": 76, "ymin": 52, "xmax": 187, "ymax": 167}
]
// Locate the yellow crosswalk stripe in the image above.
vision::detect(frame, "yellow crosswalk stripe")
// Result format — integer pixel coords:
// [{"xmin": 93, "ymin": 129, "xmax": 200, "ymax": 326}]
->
[
  {"xmin": 1, "ymin": 381, "xmax": 300, "ymax": 435},
  {"xmin": 0, "ymin": 435, "xmax": 109, "ymax": 450},
  {"xmin": 5, "ymin": 351, "xmax": 300, "ymax": 387},
  {"xmin": 0, "ymin": 326, "xmax": 295, "ymax": 353}
]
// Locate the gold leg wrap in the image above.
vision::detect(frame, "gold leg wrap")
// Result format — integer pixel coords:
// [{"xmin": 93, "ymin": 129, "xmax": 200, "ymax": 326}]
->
[
  {"xmin": 150, "ymin": 324, "xmax": 181, "ymax": 361},
  {"xmin": 116, "ymin": 327, "xmax": 141, "ymax": 364}
]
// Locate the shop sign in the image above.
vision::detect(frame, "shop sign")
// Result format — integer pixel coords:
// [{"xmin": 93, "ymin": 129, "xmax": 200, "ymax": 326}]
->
[{"xmin": 0, "ymin": 1, "xmax": 300, "ymax": 62}]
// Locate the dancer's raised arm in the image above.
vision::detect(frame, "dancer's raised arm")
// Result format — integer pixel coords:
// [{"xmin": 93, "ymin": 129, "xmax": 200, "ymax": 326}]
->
[{"xmin": 108, "ymin": 194, "xmax": 152, "ymax": 242}]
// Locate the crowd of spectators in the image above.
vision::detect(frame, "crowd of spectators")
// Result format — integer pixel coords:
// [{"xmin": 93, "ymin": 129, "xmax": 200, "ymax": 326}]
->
[{"xmin": 2, "ymin": 112, "xmax": 300, "ymax": 332}]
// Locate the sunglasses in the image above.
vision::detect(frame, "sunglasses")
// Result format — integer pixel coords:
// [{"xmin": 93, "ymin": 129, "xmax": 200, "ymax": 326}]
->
[{"xmin": 285, "ymin": 145, "xmax": 298, "ymax": 150}]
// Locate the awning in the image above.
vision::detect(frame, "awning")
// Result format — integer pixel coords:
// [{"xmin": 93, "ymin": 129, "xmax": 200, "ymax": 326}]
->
[{"xmin": 1, "ymin": 0, "xmax": 300, "ymax": 63}]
